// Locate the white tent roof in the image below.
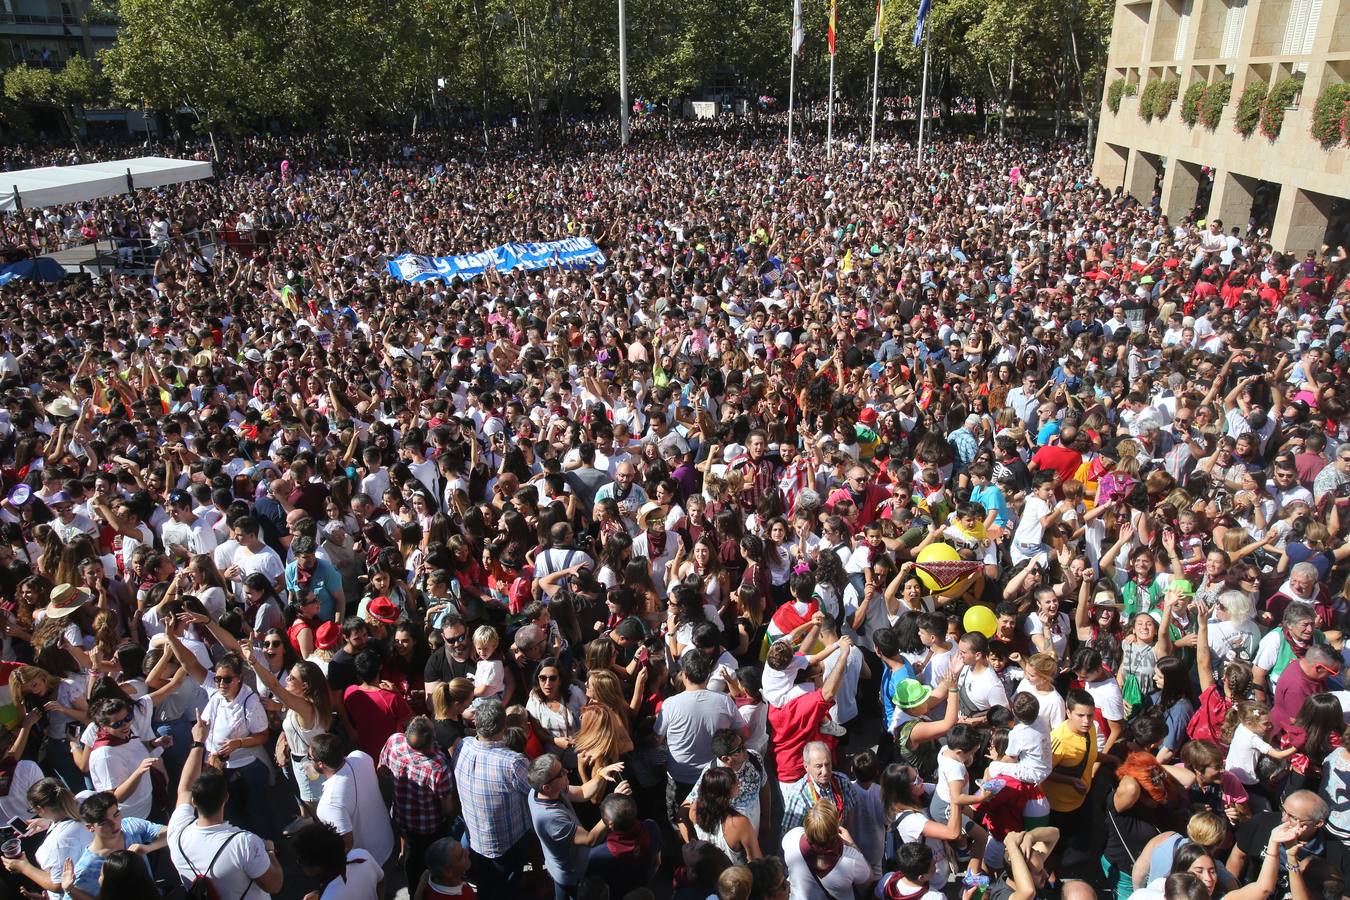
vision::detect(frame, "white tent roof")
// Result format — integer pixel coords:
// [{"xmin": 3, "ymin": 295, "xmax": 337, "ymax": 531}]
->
[{"xmin": 0, "ymin": 156, "xmax": 213, "ymax": 213}]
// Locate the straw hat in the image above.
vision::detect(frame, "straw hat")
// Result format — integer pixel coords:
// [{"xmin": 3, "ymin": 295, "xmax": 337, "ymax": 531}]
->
[{"xmin": 45, "ymin": 583, "xmax": 91, "ymax": 618}]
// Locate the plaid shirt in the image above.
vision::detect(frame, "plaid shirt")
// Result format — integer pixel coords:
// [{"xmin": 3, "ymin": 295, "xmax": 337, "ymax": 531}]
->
[
  {"xmin": 781, "ymin": 772, "xmax": 858, "ymax": 834},
  {"xmin": 453, "ymin": 735, "xmax": 531, "ymax": 857},
  {"xmin": 378, "ymin": 732, "xmax": 454, "ymax": 837}
]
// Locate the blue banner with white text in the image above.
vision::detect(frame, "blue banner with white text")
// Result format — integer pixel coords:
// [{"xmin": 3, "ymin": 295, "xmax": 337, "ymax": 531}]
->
[{"xmin": 386, "ymin": 237, "xmax": 606, "ymax": 283}]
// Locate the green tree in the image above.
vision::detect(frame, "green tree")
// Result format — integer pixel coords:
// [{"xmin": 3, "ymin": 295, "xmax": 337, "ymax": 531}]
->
[
  {"xmin": 4, "ymin": 56, "xmax": 106, "ymax": 145},
  {"xmin": 101, "ymin": 0, "xmax": 289, "ymax": 157}
]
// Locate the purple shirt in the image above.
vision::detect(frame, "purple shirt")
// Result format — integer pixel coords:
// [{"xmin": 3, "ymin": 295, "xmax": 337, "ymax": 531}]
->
[
  {"xmin": 1271, "ymin": 660, "xmax": 1322, "ymax": 738},
  {"xmin": 671, "ymin": 461, "xmax": 698, "ymax": 501}
]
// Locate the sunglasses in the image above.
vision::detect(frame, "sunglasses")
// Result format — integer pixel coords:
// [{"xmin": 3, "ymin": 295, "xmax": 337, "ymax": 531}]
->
[
  {"xmin": 107, "ymin": 714, "xmax": 133, "ymax": 729},
  {"xmin": 446, "ymin": 634, "xmax": 467, "ymax": 644},
  {"xmin": 262, "ymin": 641, "xmax": 284, "ymax": 649},
  {"xmin": 214, "ymin": 675, "xmax": 235, "ymax": 685},
  {"xmin": 539, "ymin": 673, "xmax": 559, "ymax": 682}
]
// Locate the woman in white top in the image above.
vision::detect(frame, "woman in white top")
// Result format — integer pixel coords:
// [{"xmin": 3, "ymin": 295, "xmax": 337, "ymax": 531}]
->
[
  {"xmin": 595, "ymin": 531, "xmax": 633, "ymax": 591},
  {"xmin": 685, "ymin": 768, "xmax": 760, "ymax": 865},
  {"xmin": 185, "ymin": 555, "xmax": 231, "ymax": 621},
  {"xmin": 881, "ymin": 763, "xmax": 964, "ymax": 889},
  {"xmin": 1013, "ymin": 651, "xmax": 1068, "ymax": 731},
  {"xmin": 668, "ymin": 536, "xmax": 730, "ymax": 614},
  {"xmin": 525, "ymin": 657, "xmax": 586, "ymax": 767},
  {"xmin": 242, "ymin": 644, "xmax": 332, "ymax": 815},
  {"xmin": 0, "ymin": 777, "xmax": 91, "ymax": 900},
  {"xmin": 1024, "ymin": 589, "xmax": 1072, "ymax": 663},
  {"xmin": 167, "ymin": 634, "xmax": 277, "ymax": 844},
  {"xmin": 781, "ymin": 800, "xmax": 874, "ymax": 900}
]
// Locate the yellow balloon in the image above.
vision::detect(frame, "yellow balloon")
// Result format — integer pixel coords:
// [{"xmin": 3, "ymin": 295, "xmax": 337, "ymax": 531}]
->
[
  {"xmin": 963, "ymin": 605, "xmax": 998, "ymax": 637},
  {"xmin": 914, "ymin": 542, "xmax": 961, "ymax": 592}
]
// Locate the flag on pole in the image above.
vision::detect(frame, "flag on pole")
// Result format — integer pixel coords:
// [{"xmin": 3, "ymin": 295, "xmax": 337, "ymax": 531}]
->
[
  {"xmin": 874, "ymin": 0, "xmax": 885, "ymax": 50},
  {"xmin": 828, "ymin": 0, "xmax": 837, "ymax": 54},
  {"xmin": 913, "ymin": 0, "xmax": 930, "ymax": 46},
  {"xmin": 792, "ymin": 0, "xmax": 805, "ymax": 54}
]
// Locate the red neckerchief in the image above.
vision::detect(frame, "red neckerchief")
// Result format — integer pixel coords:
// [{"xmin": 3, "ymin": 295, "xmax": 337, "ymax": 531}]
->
[
  {"xmin": 646, "ymin": 528, "xmax": 668, "ymax": 557},
  {"xmin": 605, "ymin": 822, "xmax": 651, "ymax": 858},
  {"xmin": 92, "ymin": 728, "xmax": 130, "ymax": 749},
  {"xmin": 799, "ymin": 834, "xmax": 844, "ymax": 876}
]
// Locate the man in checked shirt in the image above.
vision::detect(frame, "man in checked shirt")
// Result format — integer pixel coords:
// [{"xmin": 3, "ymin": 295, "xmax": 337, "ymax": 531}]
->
[{"xmin": 379, "ymin": 716, "xmax": 455, "ymax": 891}]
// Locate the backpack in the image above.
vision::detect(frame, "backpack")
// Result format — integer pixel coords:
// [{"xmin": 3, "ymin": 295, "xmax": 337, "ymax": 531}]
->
[{"xmin": 179, "ymin": 828, "xmax": 250, "ymax": 900}]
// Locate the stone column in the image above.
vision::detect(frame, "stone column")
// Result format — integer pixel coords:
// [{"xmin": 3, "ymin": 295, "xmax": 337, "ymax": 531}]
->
[
  {"xmin": 1126, "ymin": 149, "xmax": 1162, "ymax": 205},
  {"xmin": 1160, "ymin": 159, "xmax": 1204, "ymax": 221},
  {"xmin": 1271, "ymin": 188, "xmax": 1334, "ymax": 254},
  {"xmin": 1094, "ymin": 141, "xmax": 1130, "ymax": 190},
  {"xmin": 1206, "ymin": 170, "xmax": 1256, "ymax": 227}
]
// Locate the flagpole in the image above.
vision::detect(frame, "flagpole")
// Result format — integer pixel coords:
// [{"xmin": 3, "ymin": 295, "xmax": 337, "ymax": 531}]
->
[
  {"xmin": 826, "ymin": 52, "xmax": 835, "ymax": 158},
  {"xmin": 916, "ymin": 21, "xmax": 930, "ymax": 165},
  {"xmin": 787, "ymin": 47, "xmax": 797, "ymax": 154},
  {"xmin": 618, "ymin": 0, "xmax": 630, "ymax": 147}
]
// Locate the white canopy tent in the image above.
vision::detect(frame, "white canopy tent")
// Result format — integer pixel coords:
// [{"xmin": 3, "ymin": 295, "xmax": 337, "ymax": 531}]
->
[{"xmin": 0, "ymin": 156, "xmax": 213, "ymax": 213}]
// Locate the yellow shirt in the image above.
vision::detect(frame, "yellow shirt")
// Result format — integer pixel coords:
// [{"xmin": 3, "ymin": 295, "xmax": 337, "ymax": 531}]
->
[{"xmin": 1046, "ymin": 720, "xmax": 1098, "ymax": 812}]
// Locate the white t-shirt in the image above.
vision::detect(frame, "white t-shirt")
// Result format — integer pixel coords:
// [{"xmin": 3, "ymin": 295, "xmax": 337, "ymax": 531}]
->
[
  {"xmin": 161, "ymin": 517, "xmax": 219, "ymax": 557},
  {"xmin": 958, "ymin": 665, "xmax": 1009, "ymax": 715},
  {"xmin": 33, "ymin": 817, "xmax": 91, "ymax": 900},
  {"xmin": 1013, "ymin": 683, "xmax": 1067, "ymax": 731},
  {"xmin": 1206, "ymin": 618, "xmax": 1261, "ymax": 664},
  {"xmin": 891, "ymin": 810, "xmax": 950, "ymax": 886},
  {"xmin": 781, "ymin": 827, "xmax": 873, "ymax": 900},
  {"xmin": 1024, "ymin": 611, "xmax": 1072, "ymax": 661},
  {"xmin": 0, "ymin": 759, "xmax": 43, "ymax": 822},
  {"xmin": 231, "ymin": 543, "xmax": 285, "ymax": 585},
  {"xmin": 167, "ymin": 804, "xmax": 273, "ymax": 900},
  {"xmin": 316, "ymin": 751, "xmax": 395, "ymax": 866},
  {"xmin": 1224, "ymin": 723, "xmax": 1271, "ymax": 785},
  {"xmin": 823, "ymin": 645, "xmax": 864, "ymax": 725},
  {"xmin": 998, "ymin": 720, "xmax": 1052, "ymax": 785},
  {"xmin": 1082, "ymin": 675, "xmax": 1125, "ymax": 750},
  {"xmin": 318, "ymin": 849, "xmax": 382, "ymax": 900},
  {"xmin": 1012, "ymin": 496, "xmax": 1052, "ymax": 561},
  {"xmin": 474, "ymin": 659, "xmax": 504, "ymax": 700},
  {"xmin": 1254, "ymin": 629, "xmax": 1290, "ymax": 685},
  {"xmin": 762, "ymin": 655, "xmax": 809, "ymax": 708},
  {"xmin": 935, "ymin": 752, "xmax": 968, "ymax": 803},
  {"xmin": 89, "ymin": 739, "xmax": 155, "ymax": 819}
]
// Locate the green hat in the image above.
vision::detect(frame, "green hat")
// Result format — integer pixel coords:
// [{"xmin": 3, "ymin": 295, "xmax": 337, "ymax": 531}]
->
[{"xmin": 892, "ymin": 678, "xmax": 932, "ymax": 710}]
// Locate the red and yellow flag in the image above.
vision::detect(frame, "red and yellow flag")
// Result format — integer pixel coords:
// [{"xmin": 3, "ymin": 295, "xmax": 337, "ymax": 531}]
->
[{"xmin": 828, "ymin": 0, "xmax": 837, "ymax": 54}]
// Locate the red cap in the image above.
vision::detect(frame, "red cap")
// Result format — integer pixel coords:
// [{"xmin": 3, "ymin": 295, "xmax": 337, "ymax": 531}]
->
[{"xmin": 858, "ymin": 407, "xmax": 879, "ymax": 426}]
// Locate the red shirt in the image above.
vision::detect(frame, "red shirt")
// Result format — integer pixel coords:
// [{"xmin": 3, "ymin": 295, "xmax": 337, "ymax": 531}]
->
[
  {"xmin": 768, "ymin": 691, "xmax": 834, "ymax": 783},
  {"xmin": 343, "ymin": 684, "xmax": 413, "ymax": 758},
  {"xmin": 1031, "ymin": 444, "xmax": 1083, "ymax": 485}
]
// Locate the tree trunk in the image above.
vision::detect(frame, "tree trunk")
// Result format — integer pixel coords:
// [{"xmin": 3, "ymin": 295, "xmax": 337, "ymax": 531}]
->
[
  {"xmin": 1002, "ymin": 51, "xmax": 1015, "ymax": 138},
  {"xmin": 61, "ymin": 107, "xmax": 82, "ymax": 149}
]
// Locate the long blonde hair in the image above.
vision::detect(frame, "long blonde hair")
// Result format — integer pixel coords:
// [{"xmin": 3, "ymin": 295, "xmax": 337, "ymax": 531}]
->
[
  {"xmin": 587, "ymin": 670, "xmax": 630, "ymax": 727},
  {"xmin": 7, "ymin": 665, "xmax": 49, "ymax": 712},
  {"xmin": 573, "ymin": 702, "xmax": 633, "ymax": 769}
]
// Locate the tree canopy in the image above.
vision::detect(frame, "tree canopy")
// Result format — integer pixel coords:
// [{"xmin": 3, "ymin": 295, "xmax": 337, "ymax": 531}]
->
[{"xmin": 86, "ymin": 0, "xmax": 1111, "ymax": 142}]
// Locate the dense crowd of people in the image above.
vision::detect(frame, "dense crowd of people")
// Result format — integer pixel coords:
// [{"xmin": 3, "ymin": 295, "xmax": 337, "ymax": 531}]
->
[{"xmin": 0, "ymin": 115, "xmax": 1345, "ymax": 900}]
